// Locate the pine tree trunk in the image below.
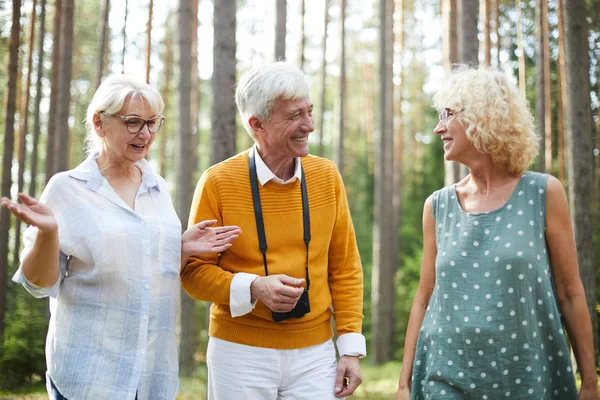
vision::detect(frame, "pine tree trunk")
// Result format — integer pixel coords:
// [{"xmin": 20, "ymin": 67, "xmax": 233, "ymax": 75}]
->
[
  {"xmin": 495, "ymin": 0, "xmax": 501, "ymax": 67},
  {"xmin": 177, "ymin": 0, "xmax": 196, "ymax": 378},
  {"xmin": 556, "ymin": 0, "xmax": 567, "ymax": 183},
  {"xmin": 372, "ymin": 0, "xmax": 395, "ymax": 365},
  {"xmin": 458, "ymin": 0, "xmax": 479, "ymax": 65},
  {"xmin": 96, "ymin": 0, "xmax": 110, "ymax": 89},
  {"xmin": 535, "ymin": 0, "xmax": 546, "ymax": 172},
  {"xmin": 516, "ymin": 0, "xmax": 526, "ymax": 99},
  {"xmin": 190, "ymin": 0, "xmax": 199, "ymax": 179},
  {"xmin": 145, "ymin": 0, "xmax": 153, "ymax": 84},
  {"xmin": 159, "ymin": 14, "xmax": 173, "ymax": 179},
  {"xmin": 318, "ymin": 0, "xmax": 330, "ymax": 158},
  {"xmin": 30, "ymin": 0, "xmax": 47, "ymax": 199},
  {"xmin": 562, "ymin": 0, "xmax": 599, "ymax": 366},
  {"xmin": 442, "ymin": 0, "xmax": 461, "ymax": 186},
  {"xmin": 0, "ymin": 0, "xmax": 22, "ymax": 343},
  {"xmin": 336, "ymin": 0, "xmax": 346, "ymax": 177},
  {"xmin": 14, "ymin": 0, "xmax": 38, "ymax": 265},
  {"xmin": 211, "ymin": 0, "xmax": 237, "ymax": 165},
  {"xmin": 121, "ymin": 0, "xmax": 128, "ymax": 74},
  {"xmin": 542, "ymin": 0, "xmax": 551, "ymax": 173},
  {"xmin": 299, "ymin": 0, "xmax": 305, "ymax": 70},
  {"xmin": 45, "ymin": 0, "xmax": 61, "ymax": 182},
  {"xmin": 483, "ymin": 0, "xmax": 491, "ymax": 66},
  {"xmin": 274, "ymin": 0, "xmax": 286, "ymax": 60},
  {"xmin": 54, "ymin": 0, "xmax": 74, "ymax": 173}
]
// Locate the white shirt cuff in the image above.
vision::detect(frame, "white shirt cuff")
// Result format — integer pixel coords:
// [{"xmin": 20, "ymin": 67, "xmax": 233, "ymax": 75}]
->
[
  {"xmin": 336, "ymin": 333, "xmax": 367, "ymax": 358},
  {"xmin": 230, "ymin": 272, "xmax": 260, "ymax": 317}
]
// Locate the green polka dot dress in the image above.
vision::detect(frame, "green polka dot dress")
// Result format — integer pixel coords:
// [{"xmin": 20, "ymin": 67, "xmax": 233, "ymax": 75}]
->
[{"xmin": 411, "ymin": 172, "xmax": 578, "ymax": 399}]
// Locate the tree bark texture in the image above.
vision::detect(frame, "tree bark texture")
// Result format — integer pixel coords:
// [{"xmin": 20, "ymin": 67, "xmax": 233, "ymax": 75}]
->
[
  {"xmin": 0, "ymin": 0, "xmax": 22, "ymax": 342},
  {"xmin": 458, "ymin": 0, "xmax": 479, "ymax": 65},
  {"xmin": 372, "ymin": 0, "xmax": 395, "ymax": 365},
  {"xmin": 318, "ymin": 0, "xmax": 330, "ymax": 158},
  {"xmin": 96, "ymin": 0, "xmax": 110, "ymax": 89},
  {"xmin": 562, "ymin": 0, "xmax": 599, "ymax": 365},
  {"xmin": 535, "ymin": 0, "xmax": 546, "ymax": 172},
  {"xmin": 336, "ymin": 0, "xmax": 346, "ymax": 177},
  {"xmin": 275, "ymin": 0, "xmax": 286, "ymax": 60},
  {"xmin": 45, "ymin": 0, "xmax": 61, "ymax": 182}
]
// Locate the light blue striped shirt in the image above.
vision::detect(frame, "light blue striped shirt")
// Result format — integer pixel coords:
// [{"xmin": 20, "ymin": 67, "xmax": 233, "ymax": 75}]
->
[{"xmin": 13, "ymin": 156, "xmax": 181, "ymax": 400}]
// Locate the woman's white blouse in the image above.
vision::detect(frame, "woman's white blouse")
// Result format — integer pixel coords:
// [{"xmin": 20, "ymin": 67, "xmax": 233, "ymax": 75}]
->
[{"xmin": 13, "ymin": 156, "xmax": 181, "ymax": 400}]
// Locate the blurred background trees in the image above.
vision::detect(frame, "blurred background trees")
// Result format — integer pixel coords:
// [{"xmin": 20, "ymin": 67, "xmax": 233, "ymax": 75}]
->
[{"xmin": 0, "ymin": 0, "xmax": 599, "ymax": 395}]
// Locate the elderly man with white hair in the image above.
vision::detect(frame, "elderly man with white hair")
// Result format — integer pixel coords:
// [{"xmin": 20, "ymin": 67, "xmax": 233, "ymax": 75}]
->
[{"xmin": 182, "ymin": 62, "xmax": 365, "ymax": 399}]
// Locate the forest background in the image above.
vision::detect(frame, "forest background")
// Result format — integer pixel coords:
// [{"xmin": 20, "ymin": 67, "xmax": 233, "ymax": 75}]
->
[{"xmin": 0, "ymin": 0, "xmax": 599, "ymax": 398}]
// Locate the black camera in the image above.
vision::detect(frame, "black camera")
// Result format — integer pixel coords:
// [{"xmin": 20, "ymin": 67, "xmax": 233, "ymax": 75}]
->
[{"xmin": 272, "ymin": 289, "xmax": 311, "ymax": 322}]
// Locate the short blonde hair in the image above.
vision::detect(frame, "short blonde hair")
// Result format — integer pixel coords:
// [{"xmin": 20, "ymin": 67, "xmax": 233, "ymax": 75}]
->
[
  {"xmin": 85, "ymin": 75, "xmax": 164, "ymax": 155},
  {"xmin": 432, "ymin": 67, "xmax": 539, "ymax": 175}
]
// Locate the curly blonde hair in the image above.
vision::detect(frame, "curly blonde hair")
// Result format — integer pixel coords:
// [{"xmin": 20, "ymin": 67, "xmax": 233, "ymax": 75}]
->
[{"xmin": 432, "ymin": 67, "xmax": 539, "ymax": 175}]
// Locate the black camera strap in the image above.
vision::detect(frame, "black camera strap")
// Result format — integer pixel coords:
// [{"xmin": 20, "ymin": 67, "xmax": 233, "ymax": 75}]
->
[{"xmin": 248, "ymin": 150, "xmax": 311, "ymax": 290}]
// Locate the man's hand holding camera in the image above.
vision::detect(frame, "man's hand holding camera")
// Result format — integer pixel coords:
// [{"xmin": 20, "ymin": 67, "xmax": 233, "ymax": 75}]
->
[{"xmin": 250, "ymin": 275, "xmax": 305, "ymax": 313}]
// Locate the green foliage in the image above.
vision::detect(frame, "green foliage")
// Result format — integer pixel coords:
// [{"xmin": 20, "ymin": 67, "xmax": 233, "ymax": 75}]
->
[{"xmin": 0, "ymin": 292, "xmax": 48, "ymax": 390}]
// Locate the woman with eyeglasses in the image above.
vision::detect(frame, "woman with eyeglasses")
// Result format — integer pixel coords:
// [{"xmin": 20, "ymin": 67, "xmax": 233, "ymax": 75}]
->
[
  {"xmin": 1, "ymin": 75, "xmax": 241, "ymax": 400},
  {"xmin": 395, "ymin": 67, "xmax": 598, "ymax": 400}
]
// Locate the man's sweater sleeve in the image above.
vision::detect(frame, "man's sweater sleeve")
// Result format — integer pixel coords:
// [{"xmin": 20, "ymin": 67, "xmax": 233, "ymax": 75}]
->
[
  {"xmin": 327, "ymin": 168, "xmax": 364, "ymax": 336},
  {"xmin": 180, "ymin": 170, "xmax": 234, "ymax": 304}
]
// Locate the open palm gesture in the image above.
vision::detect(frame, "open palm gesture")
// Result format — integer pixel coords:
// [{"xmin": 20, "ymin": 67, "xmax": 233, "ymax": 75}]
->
[
  {"xmin": 1, "ymin": 193, "xmax": 58, "ymax": 233},
  {"xmin": 182, "ymin": 219, "xmax": 241, "ymax": 258}
]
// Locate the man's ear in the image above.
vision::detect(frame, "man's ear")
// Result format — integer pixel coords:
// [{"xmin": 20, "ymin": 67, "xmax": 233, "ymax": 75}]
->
[
  {"xmin": 92, "ymin": 113, "xmax": 105, "ymax": 137},
  {"xmin": 248, "ymin": 116, "xmax": 263, "ymax": 134}
]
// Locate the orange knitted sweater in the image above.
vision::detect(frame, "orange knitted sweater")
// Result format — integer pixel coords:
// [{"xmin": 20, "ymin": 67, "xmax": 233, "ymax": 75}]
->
[{"xmin": 181, "ymin": 150, "xmax": 364, "ymax": 349}]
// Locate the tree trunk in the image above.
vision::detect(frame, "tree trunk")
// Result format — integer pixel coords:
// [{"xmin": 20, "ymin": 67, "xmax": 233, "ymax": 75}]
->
[
  {"xmin": 372, "ymin": 0, "xmax": 395, "ymax": 365},
  {"xmin": 211, "ymin": 0, "xmax": 237, "ymax": 165},
  {"xmin": 145, "ymin": 0, "xmax": 153, "ymax": 84},
  {"xmin": 177, "ymin": 0, "xmax": 196, "ymax": 378},
  {"xmin": 535, "ymin": 0, "xmax": 546, "ymax": 172},
  {"xmin": 54, "ymin": 0, "xmax": 74, "ymax": 173},
  {"xmin": 30, "ymin": 0, "xmax": 47, "ymax": 199},
  {"xmin": 318, "ymin": 0, "xmax": 330, "ymax": 158},
  {"xmin": 45, "ymin": 0, "xmax": 61, "ymax": 182},
  {"xmin": 495, "ymin": 0, "xmax": 501, "ymax": 67},
  {"xmin": 274, "ymin": 0, "xmax": 286, "ymax": 60},
  {"xmin": 458, "ymin": 0, "xmax": 479, "ymax": 65},
  {"xmin": 482, "ymin": 0, "xmax": 491, "ymax": 66},
  {"xmin": 442, "ymin": 0, "xmax": 461, "ymax": 186},
  {"xmin": 96, "ymin": 0, "xmax": 110, "ymax": 89},
  {"xmin": 190, "ymin": 0, "xmax": 199, "ymax": 179},
  {"xmin": 0, "ymin": 0, "xmax": 22, "ymax": 343},
  {"xmin": 542, "ymin": 0, "xmax": 551, "ymax": 173},
  {"xmin": 121, "ymin": 0, "xmax": 128, "ymax": 74},
  {"xmin": 556, "ymin": 0, "xmax": 567, "ymax": 183},
  {"xmin": 14, "ymin": 0, "xmax": 38, "ymax": 265},
  {"xmin": 159, "ymin": 14, "xmax": 173, "ymax": 179},
  {"xmin": 336, "ymin": 0, "xmax": 346, "ymax": 177},
  {"xmin": 299, "ymin": 0, "xmax": 305, "ymax": 70},
  {"xmin": 516, "ymin": 0, "xmax": 526, "ymax": 99},
  {"xmin": 562, "ymin": 0, "xmax": 599, "ymax": 366}
]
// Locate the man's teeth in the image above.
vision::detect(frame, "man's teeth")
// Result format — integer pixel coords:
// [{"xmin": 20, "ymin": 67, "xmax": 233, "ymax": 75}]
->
[{"xmin": 292, "ymin": 137, "xmax": 307, "ymax": 142}]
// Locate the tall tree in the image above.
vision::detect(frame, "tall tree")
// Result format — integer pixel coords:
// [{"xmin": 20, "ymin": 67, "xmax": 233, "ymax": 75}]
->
[
  {"xmin": 30, "ymin": 0, "xmax": 48, "ymax": 199},
  {"xmin": 483, "ymin": 0, "xmax": 491, "ymax": 66},
  {"xmin": 159, "ymin": 14, "xmax": 173, "ymax": 178},
  {"xmin": 556, "ymin": 0, "xmax": 567, "ymax": 182},
  {"xmin": 458, "ymin": 0, "xmax": 479, "ymax": 65},
  {"xmin": 318, "ymin": 0, "xmax": 330, "ymax": 157},
  {"xmin": 211, "ymin": 0, "xmax": 237, "ymax": 165},
  {"xmin": 177, "ymin": 0, "xmax": 195, "ymax": 378},
  {"xmin": 495, "ymin": 0, "xmax": 501, "ymax": 67},
  {"xmin": 45, "ymin": 0, "xmax": 62, "ymax": 182},
  {"xmin": 542, "ymin": 0, "xmax": 551, "ymax": 173},
  {"xmin": 0, "ymin": 0, "xmax": 22, "ymax": 342},
  {"xmin": 54, "ymin": 0, "xmax": 74, "ymax": 173},
  {"xmin": 145, "ymin": 0, "xmax": 153, "ymax": 84},
  {"xmin": 442, "ymin": 0, "xmax": 461, "ymax": 186},
  {"xmin": 299, "ymin": 0, "xmax": 306, "ymax": 70},
  {"xmin": 336, "ymin": 0, "xmax": 346, "ymax": 177},
  {"xmin": 275, "ymin": 0, "xmax": 286, "ymax": 60},
  {"xmin": 14, "ymin": 0, "xmax": 38, "ymax": 265},
  {"xmin": 563, "ymin": 0, "xmax": 598, "ymax": 363},
  {"xmin": 121, "ymin": 0, "xmax": 128, "ymax": 74},
  {"xmin": 190, "ymin": 0, "xmax": 199, "ymax": 176},
  {"xmin": 516, "ymin": 0, "xmax": 527, "ymax": 98},
  {"xmin": 535, "ymin": 0, "xmax": 549, "ymax": 172},
  {"xmin": 372, "ymin": 0, "xmax": 395, "ymax": 365},
  {"xmin": 96, "ymin": 0, "xmax": 110, "ymax": 89}
]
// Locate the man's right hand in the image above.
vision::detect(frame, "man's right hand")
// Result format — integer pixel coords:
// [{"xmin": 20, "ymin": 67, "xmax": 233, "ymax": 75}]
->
[{"xmin": 250, "ymin": 275, "xmax": 305, "ymax": 312}]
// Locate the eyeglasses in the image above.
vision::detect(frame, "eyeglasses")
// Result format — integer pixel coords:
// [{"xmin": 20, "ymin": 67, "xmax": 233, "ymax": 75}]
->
[
  {"xmin": 438, "ymin": 108, "xmax": 462, "ymax": 126},
  {"xmin": 101, "ymin": 112, "xmax": 165, "ymax": 134}
]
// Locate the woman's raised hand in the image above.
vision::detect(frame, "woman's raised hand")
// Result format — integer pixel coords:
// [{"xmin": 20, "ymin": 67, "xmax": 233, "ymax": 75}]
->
[
  {"xmin": 1, "ymin": 193, "xmax": 57, "ymax": 233},
  {"xmin": 182, "ymin": 219, "xmax": 241, "ymax": 257}
]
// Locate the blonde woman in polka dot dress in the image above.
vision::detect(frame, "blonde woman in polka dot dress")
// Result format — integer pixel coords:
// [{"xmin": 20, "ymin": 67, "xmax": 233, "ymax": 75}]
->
[{"xmin": 396, "ymin": 67, "xmax": 598, "ymax": 400}]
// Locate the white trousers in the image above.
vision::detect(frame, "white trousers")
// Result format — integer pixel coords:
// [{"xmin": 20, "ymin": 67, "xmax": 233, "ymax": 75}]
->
[{"xmin": 207, "ymin": 337, "xmax": 342, "ymax": 400}]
